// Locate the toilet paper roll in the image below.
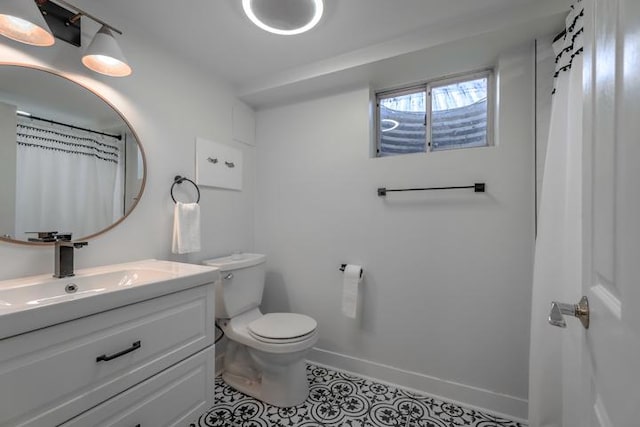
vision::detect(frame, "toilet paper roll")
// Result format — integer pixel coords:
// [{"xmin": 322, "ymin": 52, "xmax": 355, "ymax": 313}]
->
[{"xmin": 342, "ymin": 264, "xmax": 362, "ymax": 319}]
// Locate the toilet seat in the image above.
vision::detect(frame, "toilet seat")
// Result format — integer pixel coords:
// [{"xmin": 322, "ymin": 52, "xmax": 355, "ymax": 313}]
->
[{"xmin": 248, "ymin": 313, "xmax": 317, "ymax": 344}]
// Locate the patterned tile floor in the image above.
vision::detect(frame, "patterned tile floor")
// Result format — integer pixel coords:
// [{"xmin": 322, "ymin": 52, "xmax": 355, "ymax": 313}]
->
[{"xmin": 194, "ymin": 364, "xmax": 526, "ymax": 427}]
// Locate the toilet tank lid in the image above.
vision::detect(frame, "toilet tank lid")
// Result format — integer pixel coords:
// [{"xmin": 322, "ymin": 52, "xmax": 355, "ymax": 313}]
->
[{"xmin": 202, "ymin": 253, "xmax": 266, "ymax": 271}]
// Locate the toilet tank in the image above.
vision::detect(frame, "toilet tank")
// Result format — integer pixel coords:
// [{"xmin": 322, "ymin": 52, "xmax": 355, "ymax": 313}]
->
[{"xmin": 202, "ymin": 253, "xmax": 266, "ymax": 319}]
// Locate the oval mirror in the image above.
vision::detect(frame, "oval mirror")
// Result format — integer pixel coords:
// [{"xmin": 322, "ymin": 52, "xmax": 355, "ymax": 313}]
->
[{"xmin": 0, "ymin": 65, "xmax": 145, "ymax": 244}]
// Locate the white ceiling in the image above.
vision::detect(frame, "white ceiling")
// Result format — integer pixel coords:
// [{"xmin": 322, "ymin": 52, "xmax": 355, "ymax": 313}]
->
[{"xmin": 80, "ymin": 0, "xmax": 570, "ymax": 107}]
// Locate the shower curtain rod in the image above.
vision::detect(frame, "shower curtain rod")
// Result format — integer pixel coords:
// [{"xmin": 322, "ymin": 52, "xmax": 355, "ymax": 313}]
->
[{"xmin": 18, "ymin": 113, "xmax": 122, "ymax": 140}]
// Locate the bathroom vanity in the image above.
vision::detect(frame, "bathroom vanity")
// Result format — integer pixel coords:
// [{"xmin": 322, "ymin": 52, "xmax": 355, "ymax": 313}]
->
[{"xmin": 0, "ymin": 260, "xmax": 218, "ymax": 427}]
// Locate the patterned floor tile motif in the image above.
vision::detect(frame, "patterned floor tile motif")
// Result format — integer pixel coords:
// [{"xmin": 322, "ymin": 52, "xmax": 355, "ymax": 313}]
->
[{"xmin": 195, "ymin": 364, "xmax": 527, "ymax": 427}]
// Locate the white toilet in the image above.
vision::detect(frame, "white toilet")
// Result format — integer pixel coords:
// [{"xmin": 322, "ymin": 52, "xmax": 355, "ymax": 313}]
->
[{"xmin": 203, "ymin": 253, "xmax": 318, "ymax": 407}]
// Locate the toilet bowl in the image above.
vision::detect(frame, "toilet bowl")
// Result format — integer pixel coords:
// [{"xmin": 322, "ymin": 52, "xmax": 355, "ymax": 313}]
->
[{"xmin": 203, "ymin": 253, "xmax": 318, "ymax": 407}]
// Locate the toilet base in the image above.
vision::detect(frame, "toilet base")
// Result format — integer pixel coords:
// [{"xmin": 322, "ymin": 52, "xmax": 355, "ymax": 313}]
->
[
  {"xmin": 222, "ymin": 370, "xmax": 262, "ymax": 399},
  {"xmin": 222, "ymin": 359, "xmax": 309, "ymax": 408},
  {"xmin": 222, "ymin": 341, "xmax": 311, "ymax": 407}
]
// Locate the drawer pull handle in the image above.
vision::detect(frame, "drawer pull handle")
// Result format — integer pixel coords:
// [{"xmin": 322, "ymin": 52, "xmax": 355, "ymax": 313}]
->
[{"xmin": 96, "ymin": 340, "xmax": 141, "ymax": 362}]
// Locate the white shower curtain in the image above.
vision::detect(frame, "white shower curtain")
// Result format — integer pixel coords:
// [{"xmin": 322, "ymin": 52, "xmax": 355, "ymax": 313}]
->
[
  {"xmin": 528, "ymin": 2, "xmax": 584, "ymax": 427},
  {"xmin": 14, "ymin": 118, "xmax": 124, "ymax": 240}
]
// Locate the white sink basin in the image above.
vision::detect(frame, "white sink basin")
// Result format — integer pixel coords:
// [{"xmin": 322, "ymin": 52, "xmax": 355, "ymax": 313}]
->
[
  {"xmin": 0, "ymin": 269, "xmax": 176, "ymax": 311},
  {"xmin": 0, "ymin": 260, "xmax": 218, "ymax": 339}
]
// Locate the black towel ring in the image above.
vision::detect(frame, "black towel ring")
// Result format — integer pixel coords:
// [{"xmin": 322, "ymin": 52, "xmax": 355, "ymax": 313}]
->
[{"xmin": 171, "ymin": 175, "xmax": 200, "ymax": 204}]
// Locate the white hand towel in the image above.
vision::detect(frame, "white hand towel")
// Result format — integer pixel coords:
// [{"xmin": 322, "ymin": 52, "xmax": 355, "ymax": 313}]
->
[{"xmin": 172, "ymin": 202, "xmax": 201, "ymax": 254}]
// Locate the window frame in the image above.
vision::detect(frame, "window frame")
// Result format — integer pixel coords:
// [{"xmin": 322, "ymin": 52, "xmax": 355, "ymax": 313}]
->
[{"xmin": 375, "ymin": 68, "xmax": 495, "ymax": 157}]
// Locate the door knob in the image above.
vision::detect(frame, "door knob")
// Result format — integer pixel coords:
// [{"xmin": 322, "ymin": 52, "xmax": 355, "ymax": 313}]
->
[{"xmin": 548, "ymin": 296, "xmax": 589, "ymax": 329}]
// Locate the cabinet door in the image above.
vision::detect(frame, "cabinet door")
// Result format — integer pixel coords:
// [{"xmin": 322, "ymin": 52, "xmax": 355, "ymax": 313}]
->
[
  {"xmin": 0, "ymin": 284, "xmax": 214, "ymax": 427},
  {"xmin": 61, "ymin": 346, "xmax": 215, "ymax": 427}
]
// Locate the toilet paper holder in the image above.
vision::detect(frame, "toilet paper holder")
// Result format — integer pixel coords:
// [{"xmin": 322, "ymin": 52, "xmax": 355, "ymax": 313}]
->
[{"xmin": 339, "ymin": 264, "xmax": 363, "ymax": 278}]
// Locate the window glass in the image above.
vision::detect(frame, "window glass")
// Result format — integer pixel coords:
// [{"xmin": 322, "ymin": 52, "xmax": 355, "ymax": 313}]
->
[
  {"xmin": 378, "ymin": 90, "xmax": 426, "ymax": 156},
  {"xmin": 375, "ymin": 71, "xmax": 492, "ymax": 157},
  {"xmin": 430, "ymin": 77, "xmax": 488, "ymax": 151}
]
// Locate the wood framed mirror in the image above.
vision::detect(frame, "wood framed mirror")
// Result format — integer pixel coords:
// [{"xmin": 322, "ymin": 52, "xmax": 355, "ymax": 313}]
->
[{"xmin": 0, "ymin": 65, "xmax": 146, "ymax": 245}]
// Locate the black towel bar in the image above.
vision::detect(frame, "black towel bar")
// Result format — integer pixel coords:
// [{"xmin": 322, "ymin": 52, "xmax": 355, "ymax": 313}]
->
[{"xmin": 377, "ymin": 183, "xmax": 485, "ymax": 196}]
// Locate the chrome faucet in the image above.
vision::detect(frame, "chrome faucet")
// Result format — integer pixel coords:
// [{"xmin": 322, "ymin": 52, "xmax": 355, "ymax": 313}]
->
[{"xmin": 54, "ymin": 241, "xmax": 88, "ymax": 278}]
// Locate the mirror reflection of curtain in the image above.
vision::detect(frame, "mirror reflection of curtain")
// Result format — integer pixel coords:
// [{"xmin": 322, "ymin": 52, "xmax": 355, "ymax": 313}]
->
[{"xmin": 14, "ymin": 117, "xmax": 124, "ymax": 240}]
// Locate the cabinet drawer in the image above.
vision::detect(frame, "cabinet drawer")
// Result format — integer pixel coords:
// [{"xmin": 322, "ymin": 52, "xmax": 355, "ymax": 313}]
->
[
  {"xmin": 61, "ymin": 345, "xmax": 214, "ymax": 427},
  {"xmin": 0, "ymin": 284, "xmax": 214, "ymax": 427}
]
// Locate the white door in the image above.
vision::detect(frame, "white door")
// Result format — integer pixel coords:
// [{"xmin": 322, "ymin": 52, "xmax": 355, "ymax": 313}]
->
[{"xmin": 577, "ymin": 0, "xmax": 640, "ymax": 425}]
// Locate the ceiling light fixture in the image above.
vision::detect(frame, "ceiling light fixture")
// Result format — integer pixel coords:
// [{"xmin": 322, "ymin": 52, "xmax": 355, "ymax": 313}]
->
[
  {"xmin": 0, "ymin": 1, "xmax": 54, "ymax": 46},
  {"xmin": 0, "ymin": 0, "xmax": 131, "ymax": 77},
  {"xmin": 242, "ymin": 0, "xmax": 324, "ymax": 36},
  {"xmin": 381, "ymin": 119, "xmax": 400, "ymax": 133}
]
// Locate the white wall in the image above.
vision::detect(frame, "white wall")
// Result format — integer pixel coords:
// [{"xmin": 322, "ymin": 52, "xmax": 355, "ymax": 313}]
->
[
  {"xmin": 0, "ymin": 101, "xmax": 16, "ymax": 238},
  {"xmin": 0, "ymin": 6, "xmax": 255, "ymax": 279},
  {"xmin": 254, "ymin": 41, "xmax": 536, "ymax": 419},
  {"xmin": 535, "ymin": 35, "xmax": 557, "ymax": 222}
]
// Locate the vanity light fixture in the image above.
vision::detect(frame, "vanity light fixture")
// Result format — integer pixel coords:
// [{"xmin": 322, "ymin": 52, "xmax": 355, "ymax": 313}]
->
[
  {"xmin": 0, "ymin": 0, "xmax": 55, "ymax": 46},
  {"xmin": 0, "ymin": 0, "xmax": 131, "ymax": 77},
  {"xmin": 242, "ymin": 0, "xmax": 324, "ymax": 36},
  {"xmin": 54, "ymin": 0, "xmax": 132, "ymax": 77},
  {"xmin": 82, "ymin": 25, "xmax": 131, "ymax": 77}
]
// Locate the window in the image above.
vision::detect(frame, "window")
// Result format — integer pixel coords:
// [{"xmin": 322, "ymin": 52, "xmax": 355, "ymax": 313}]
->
[{"xmin": 376, "ymin": 70, "xmax": 493, "ymax": 157}]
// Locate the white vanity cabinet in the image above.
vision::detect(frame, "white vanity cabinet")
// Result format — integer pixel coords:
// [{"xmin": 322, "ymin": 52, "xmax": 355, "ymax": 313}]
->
[
  {"xmin": 0, "ymin": 282, "xmax": 216, "ymax": 427},
  {"xmin": 60, "ymin": 347, "xmax": 213, "ymax": 427}
]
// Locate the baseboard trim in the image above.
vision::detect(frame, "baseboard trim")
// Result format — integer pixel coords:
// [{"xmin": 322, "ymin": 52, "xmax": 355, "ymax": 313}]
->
[{"xmin": 307, "ymin": 347, "xmax": 528, "ymax": 422}]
